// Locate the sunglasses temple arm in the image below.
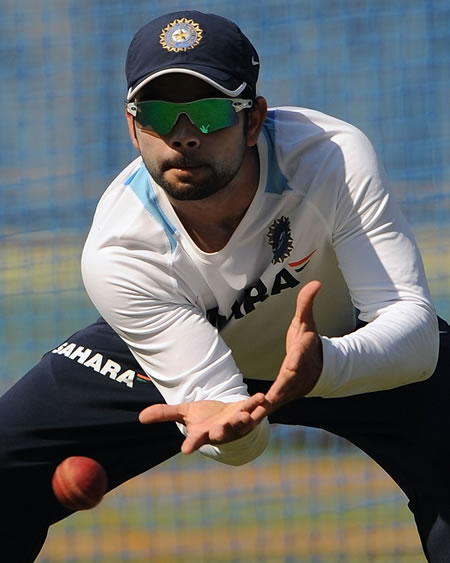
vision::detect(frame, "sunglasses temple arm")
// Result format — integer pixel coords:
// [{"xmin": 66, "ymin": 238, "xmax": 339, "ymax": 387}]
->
[
  {"xmin": 126, "ymin": 103, "xmax": 138, "ymax": 117},
  {"xmin": 232, "ymin": 99, "xmax": 253, "ymax": 112}
]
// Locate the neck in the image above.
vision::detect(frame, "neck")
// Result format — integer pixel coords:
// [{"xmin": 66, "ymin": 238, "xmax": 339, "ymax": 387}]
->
[{"xmin": 168, "ymin": 146, "xmax": 260, "ymax": 253}]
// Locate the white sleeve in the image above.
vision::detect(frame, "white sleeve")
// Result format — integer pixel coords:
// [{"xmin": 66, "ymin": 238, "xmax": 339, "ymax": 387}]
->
[
  {"xmin": 306, "ymin": 128, "xmax": 439, "ymax": 397},
  {"xmin": 81, "ymin": 242, "xmax": 269, "ymax": 465}
]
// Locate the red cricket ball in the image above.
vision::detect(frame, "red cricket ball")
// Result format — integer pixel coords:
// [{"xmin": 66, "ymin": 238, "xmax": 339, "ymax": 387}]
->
[{"xmin": 52, "ymin": 456, "xmax": 108, "ymax": 511}]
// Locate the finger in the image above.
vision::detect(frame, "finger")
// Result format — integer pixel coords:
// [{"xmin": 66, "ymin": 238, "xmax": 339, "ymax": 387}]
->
[
  {"xmin": 139, "ymin": 403, "xmax": 185, "ymax": 425},
  {"xmin": 249, "ymin": 399, "xmax": 275, "ymax": 422},
  {"xmin": 209, "ymin": 412, "xmax": 254, "ymax": 442},
  {"xmin": 210, "ymin": 399, "xmax": 272, "ymax": 443},
  {"xmin": 222, "ymin": 394, "xmax": 266, "ymax": 428},
  {"xmin": 239, "ymin": 392, "xmax": 266, "ymax": 413},
  {"xmin": 181, "ymin": 430, "xmax": 209, "ymax": 454},
  {"xmin": 239, "ymin": 394, "xmax": 274, "ymax": 424}
]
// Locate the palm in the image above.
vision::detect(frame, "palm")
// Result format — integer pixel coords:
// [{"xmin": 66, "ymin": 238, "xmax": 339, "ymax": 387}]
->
[
  {"xmin": 138, "ymin": 281, "xmax": 323, "ymax": 454},
  {"xmin": 265, "ymin": 280, "xmax": 323, "ymax": 408},
  {"xmin": 139, "ymin": 394, "xmax": 266, "ymax": 454}
]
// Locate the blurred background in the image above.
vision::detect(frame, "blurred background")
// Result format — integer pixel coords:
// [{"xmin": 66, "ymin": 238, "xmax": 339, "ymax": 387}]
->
[{"xmin": 1, "ymin": 0, "xmax": 449, "ymax": 561}]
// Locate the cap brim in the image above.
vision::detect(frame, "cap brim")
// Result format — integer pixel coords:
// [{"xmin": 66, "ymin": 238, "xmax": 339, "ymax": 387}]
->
[{"xmin": 127, "ymin": 66, "xmax": 247, "ymax": 100}]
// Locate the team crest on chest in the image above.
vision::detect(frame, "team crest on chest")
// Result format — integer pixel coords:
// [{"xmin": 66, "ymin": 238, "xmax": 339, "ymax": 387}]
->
[
  {"xmin": 160, "ymin": 18, "xmax": 203, "ymax": 52},
  {"xmin": 267, "ymin": 216, "xmax": 294, "ymax": 264}
]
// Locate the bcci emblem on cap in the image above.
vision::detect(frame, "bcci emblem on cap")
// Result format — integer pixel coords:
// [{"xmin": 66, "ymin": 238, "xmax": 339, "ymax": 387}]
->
[{"xmin": 160, "ymin": 18, "xmax": 203, "ymax": 52}]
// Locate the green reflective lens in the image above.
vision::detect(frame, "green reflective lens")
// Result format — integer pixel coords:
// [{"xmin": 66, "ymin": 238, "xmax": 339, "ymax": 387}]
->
[{"xmin": 128, "ymin": 98, "xmax": 252, "ymax": 136}]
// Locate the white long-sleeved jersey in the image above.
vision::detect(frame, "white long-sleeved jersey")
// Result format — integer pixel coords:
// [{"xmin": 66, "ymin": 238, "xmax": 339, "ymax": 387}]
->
[{"xmin": 81, "ymin": 107, "xmax": 439, "ymax": 464}]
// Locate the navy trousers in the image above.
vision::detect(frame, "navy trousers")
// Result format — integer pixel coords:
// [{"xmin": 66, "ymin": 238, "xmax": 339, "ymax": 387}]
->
[{"xmin": 0, "ymin": 316, "xmax": 449, "ymax": 562}]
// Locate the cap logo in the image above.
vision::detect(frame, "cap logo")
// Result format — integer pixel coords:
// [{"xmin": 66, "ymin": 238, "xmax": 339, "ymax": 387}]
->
[{"xmin": 160, "ymin": 18, "xmax": 203, "ymax": 52}]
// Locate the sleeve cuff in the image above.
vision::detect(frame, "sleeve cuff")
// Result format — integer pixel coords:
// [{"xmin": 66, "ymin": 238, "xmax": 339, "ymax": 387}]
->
[
  {"xmin": 177, "ymin": 418, "xmax": 271, "ymax": 466},
  {"xmin": 304, "ymin": 336, "xmax": 334, "ymax": 397}
]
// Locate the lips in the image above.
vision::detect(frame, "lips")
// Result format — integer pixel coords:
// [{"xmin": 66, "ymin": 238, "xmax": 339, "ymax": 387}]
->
[
  {"xmin": 173, "ymin": 166, "xmax": 204, "ymax": 178},
  {"xmin": 164, "ymin": 160, "xmax": 207, "ymax": 174},
  {"xmin": 176, "ymin": 165, "xmax": 203, "ymax": 171},
  {"xmin": 163, "ymin": 157, "xmax": 205, "ymax": 171}
]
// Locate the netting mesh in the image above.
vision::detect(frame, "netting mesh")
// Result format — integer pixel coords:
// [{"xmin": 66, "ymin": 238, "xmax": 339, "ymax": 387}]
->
[{"xmin": 1, "ymin": 1, "xmax": 449, "ymax": 561}]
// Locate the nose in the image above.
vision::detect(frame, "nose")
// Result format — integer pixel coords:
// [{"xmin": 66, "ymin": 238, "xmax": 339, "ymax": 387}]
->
[{"xmin": 168, "ymin": 114, "xmax": 201, "ymax": 150}]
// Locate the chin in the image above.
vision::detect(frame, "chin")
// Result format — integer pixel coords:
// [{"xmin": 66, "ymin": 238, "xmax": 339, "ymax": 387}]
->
[
  {"xmin": 161, "ymin": 174, "xmax": 224, "ymax": 201},
  {"xmin": 164, "ymin": 185, "xmax": 217, "ymax": 201}
]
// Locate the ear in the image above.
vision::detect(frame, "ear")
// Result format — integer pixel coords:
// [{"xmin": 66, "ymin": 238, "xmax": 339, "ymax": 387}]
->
[
  {"xmin": 246, "ymin": 96, "xmax": 268, "ymax": 147},
  {"xmin": 125, "ymin": 109, "xmax": 140, "ymax": 150}
]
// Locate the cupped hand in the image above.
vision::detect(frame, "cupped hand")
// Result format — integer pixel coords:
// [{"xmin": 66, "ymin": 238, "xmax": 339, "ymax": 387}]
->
[
  {"xmin": 139, "ymin": 392, "xmax": 268, "ymax": 454},
  {"xmin": 265, "ymin": 280, "xmax": 323, "ymax": 409},
  {"xmin": 139, "ymin": 281, "xmax": 322, "ymax": 453}
]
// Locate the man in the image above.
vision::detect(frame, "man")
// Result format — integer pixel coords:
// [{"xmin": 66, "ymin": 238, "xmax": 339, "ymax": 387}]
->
[{"xmin": 1, "ymin": 10, "xmax": 449, "ymax": 562}]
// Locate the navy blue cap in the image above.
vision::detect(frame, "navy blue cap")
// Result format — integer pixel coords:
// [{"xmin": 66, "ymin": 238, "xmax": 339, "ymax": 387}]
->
[{"xmin": 126, "ymin": 11, "xmax": 260, "ymax": 100}]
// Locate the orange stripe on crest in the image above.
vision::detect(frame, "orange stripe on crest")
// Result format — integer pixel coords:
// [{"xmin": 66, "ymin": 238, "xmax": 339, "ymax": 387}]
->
[{"xmin": 288, "ymin": 250, "xmax": 316, "ymax": 268}]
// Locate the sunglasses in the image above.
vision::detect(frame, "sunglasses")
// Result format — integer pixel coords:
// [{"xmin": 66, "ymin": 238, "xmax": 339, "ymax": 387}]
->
[{"xmin": 126, "ymin": 98, "xmax": 253, "ymax": 137}]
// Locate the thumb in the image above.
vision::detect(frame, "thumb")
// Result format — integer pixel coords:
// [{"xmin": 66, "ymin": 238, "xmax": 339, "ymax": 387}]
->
[
  {"xmin": 139, "ymin": 403, "xmax": 185, "ymax": 425},
  {"xmin": 295, "ymin": 280, "xmax": 321, "ymax": 328}
]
